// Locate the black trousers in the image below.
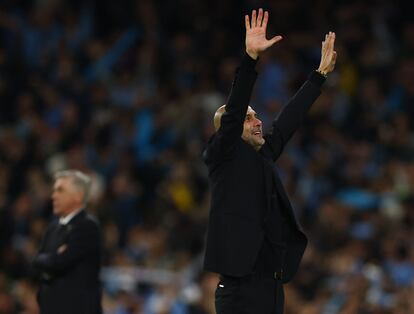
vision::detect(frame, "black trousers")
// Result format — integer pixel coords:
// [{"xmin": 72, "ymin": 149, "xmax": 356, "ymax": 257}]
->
[{"xmin": 215, "ymin": 273, "xmax": 284, "ymax": 314}]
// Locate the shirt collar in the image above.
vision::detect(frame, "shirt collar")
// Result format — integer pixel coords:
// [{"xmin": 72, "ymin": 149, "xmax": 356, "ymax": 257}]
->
[{"xmin": 59, "ymin": 208, "xmax": 84, "ymax": 225}]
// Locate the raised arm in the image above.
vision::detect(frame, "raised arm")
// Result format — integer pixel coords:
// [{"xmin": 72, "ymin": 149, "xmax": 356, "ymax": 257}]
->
[
  {"xmin": 210, "ymin": 9, "xmax": 282, "ymax": 159},
  {"xmin": 244, "ymin": 9, "xmax": 283, "ymax": 60},
  {"xmin": 317, "ymin": 32, "xmax": 337, "ymax": 76},
  {"xmin": 262, "ymin": 32, "xmax": 337, "ymax": 161}
]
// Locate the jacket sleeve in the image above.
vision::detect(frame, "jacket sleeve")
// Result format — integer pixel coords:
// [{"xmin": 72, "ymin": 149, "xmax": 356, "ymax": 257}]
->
[
  {"xmin": 31, "ymin": 224, "xmax": 54, "ymax": 281},
  {"xmin": 32, "ymin": 219, "xmax": 100, "ymax": 274},
  {"xmin": 261, "ymin": 70, "xmax": 326, "ymax": 161},
  {"xmin": 207, "ymin": 54, "xmax": 258, "ymax": 161}
]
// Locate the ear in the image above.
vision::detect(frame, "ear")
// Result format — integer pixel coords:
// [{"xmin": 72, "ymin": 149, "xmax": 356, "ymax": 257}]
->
[{"xmin": 75, "ymin": 190, "xmax": 84, "ymax": 204}]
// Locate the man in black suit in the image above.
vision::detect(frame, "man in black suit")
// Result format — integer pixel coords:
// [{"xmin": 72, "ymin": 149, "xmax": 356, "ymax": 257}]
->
[
  {"xmin": 33, "ymin": 170, "xmax": 102, "ymax": 314},
  {"xmin": 203, "ymin": 9, "xmax": 337, "ymax": 314}
]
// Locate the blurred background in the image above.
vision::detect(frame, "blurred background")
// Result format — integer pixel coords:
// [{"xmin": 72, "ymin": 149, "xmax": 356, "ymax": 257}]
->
[{"xmin": 0, "ymin": 0, "xmax": 413, "ymax": 313}]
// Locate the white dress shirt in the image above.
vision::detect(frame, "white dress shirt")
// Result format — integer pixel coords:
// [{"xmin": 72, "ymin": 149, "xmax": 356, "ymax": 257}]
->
[{"xmin": 59, "ymin": 208, "xmax": 84, "ymax": 225}]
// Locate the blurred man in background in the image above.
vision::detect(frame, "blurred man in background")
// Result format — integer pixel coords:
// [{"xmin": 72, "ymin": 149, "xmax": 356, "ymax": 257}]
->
[
  {"xmin": 203, "ymin": 9, "xmax": 336, "ymax": 314},
  {"xmin": 32, "ymin": 170, "xmax": 102, "ymax": 314}
]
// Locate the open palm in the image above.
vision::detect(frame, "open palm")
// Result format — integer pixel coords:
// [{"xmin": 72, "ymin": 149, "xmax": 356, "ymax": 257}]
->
[
  {"xmin": 318, "ymin": 32, "xmax": 337, "ymax": 74},
  {"xmin": 245, "ymin": 9, "xmax": 282, "ymax": 59}
]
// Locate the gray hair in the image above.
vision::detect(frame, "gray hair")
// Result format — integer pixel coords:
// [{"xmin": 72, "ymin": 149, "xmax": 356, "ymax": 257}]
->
[{"xmin": 54, "ymin": 169, "xmax": 92, "ymax": 204}]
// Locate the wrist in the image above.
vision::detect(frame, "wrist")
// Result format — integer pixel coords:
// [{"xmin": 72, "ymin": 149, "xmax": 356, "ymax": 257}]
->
[
  {"xmin": 246, "ymin": 49, "xmax": 258, "ymax": 60},
  {"xmin": 316, "ymin": 68, "xmax": 328, "ymax": 77}
]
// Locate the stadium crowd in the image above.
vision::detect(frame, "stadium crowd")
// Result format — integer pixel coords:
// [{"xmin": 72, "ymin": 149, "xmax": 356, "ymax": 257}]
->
[{"xmin": 0, "ymin": 0, "xmax": 414, "ymax": 313}]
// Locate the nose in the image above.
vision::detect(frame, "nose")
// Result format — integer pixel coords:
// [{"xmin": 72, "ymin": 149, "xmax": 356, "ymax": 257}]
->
[{"xmin": 253, "ymin": 117, "xmax": 262, "ymax": 126}]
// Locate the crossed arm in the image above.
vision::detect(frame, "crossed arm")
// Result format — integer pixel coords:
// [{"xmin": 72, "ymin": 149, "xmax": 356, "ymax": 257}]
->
[{"xmin": 33, "ymin": 221, "xmax": 100, "ymax": 277}]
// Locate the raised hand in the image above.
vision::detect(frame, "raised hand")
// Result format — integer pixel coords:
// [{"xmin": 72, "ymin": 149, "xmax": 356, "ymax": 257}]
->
[
  {"xmin": 318, "ymin": 32, "xmax": 337, "ymax": 75},
  {"xmin": 245, "ymin": 8, "xmax": 282, "ymax": 60},
  {"xmin": 57, "ymin": 244, "xmax": 67, "ymax": 254}
]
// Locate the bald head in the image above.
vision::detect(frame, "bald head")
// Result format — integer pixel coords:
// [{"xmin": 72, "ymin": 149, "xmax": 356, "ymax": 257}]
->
[
  {"xmin": 212, "ymin": 104, "xmax": 265, "ymax": 150},
  {"xmin": 214, "ymin": 105, "xmax": 227, "ymax": 131}
]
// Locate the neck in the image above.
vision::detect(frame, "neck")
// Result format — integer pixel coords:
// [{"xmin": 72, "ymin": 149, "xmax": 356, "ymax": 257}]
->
[{"xmin": 245, "ymin": 140, "xmax": 262, "ymax": 151}]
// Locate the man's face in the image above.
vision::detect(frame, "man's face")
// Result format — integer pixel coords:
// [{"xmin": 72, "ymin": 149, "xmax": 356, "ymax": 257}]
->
[
  {"xmin": 242, "ymin": 106, "xmax": 265, "ymax": 150},
  {"xmin": 52, "ymin": 177, "xmax": 82, "ymax": 217}
]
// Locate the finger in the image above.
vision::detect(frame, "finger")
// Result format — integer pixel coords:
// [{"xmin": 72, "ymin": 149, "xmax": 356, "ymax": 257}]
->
[
  {"xmin": 329, "ymin": 51, "xmax": 337, "ymax": 71},
  {"xmin": 326, "ymin": 32, "xmax": 334, "ymax": 51},
  {"xmin": 257, "ymin": 8, "xmax": 263, "ymax": 27},
  {"xmin": 245, "ymin": 14, "xmax": 250, "ymax": 30},
  {"xmin": 332, "ymin": 51, "xmax": 337, "ymax": 63},
  {"xmin": 327, "ymin": 32, "xmax": 332, "ymax": 41},
  {"xmin": 268, "ymin": 35, "xmax": 283, "ymax": 47},
  {"xmin": 252, "ymin": 10, "xmax": 257, "ymax": 27},
  {"xmin": 331, "ymin": 32, "xmax": 336, "ymax": 47},
  {"xmin": 322, "ymin": 34, "xmax": 328, "ymax": 49},
  {"xmin": 262, "ymin": 11, "xmax": 269, "ymax": 29},
  {"xmin": 322, "ymin": 40, "xmax": 327, "ymax": 54}
]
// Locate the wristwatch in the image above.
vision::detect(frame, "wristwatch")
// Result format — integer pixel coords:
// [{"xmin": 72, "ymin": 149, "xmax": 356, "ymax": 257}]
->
[{"xmin": 316, "ymin": 69, "xmax": 328, "ymax": 78}]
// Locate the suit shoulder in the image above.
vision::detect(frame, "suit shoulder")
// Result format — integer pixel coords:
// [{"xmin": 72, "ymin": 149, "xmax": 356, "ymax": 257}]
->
[
  {"xmin": 85, "ymin": 214, "xmax": 100, "ymax": 228},
  {"xmin": 203, "ymin": 134, "xmax": 218, "ymax": 162},
  {"xmin": 204, "ymin": 133, "xmax": 244, "ymax": 165},
  {"xmin": 75, "ymin": 213, "xmax": 101, "ymax": 233}
]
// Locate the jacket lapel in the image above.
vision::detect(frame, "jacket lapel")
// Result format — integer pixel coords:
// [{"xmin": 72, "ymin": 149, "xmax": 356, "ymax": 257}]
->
[{"xmin": 262, "ymin": 154, "xmax": 302, "ymax": 230}]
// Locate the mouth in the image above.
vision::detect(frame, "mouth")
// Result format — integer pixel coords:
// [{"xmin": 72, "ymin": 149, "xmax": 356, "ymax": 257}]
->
[{"xmin": 253, "ymin": 130, "xmax": 262, "ymax": 136}]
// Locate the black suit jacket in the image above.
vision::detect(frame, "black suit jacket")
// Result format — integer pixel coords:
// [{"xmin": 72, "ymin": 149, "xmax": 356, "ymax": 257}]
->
[
  {"xmin": 203, "ymin": 54, "xmax": 325, "ymax": 282},
  {"xmin": 33, "ymin": 209, "xmax": 102, "ymax": 314}
]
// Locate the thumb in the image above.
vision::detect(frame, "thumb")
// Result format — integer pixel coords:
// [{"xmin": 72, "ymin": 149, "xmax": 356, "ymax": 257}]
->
[
  {"xmin": 328, "ymin": 51, "xmax": 337, "ymax": 72},
  {"xmin": 268, "ymin": 35, "xmax": 283, "ymax": 47}
]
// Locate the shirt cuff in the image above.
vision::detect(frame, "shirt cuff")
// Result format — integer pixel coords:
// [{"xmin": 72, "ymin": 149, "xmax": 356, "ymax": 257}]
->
[
  {"xmin": 241, "ymin": 53, "xmax": 258, "ymax": 69},
  {"xmin": 308, "ymin": 70, "xmax": 327, "ymax": 87}
]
